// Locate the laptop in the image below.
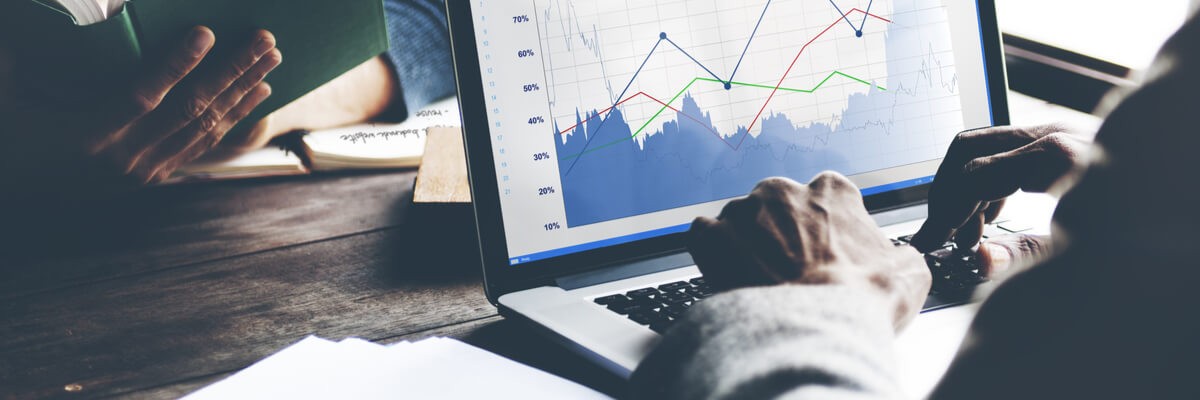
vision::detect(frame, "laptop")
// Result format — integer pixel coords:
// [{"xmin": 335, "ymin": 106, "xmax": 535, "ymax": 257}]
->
[{"xmin": 446, "ymin": 0, "xmax": 1012, "ymax": 378}]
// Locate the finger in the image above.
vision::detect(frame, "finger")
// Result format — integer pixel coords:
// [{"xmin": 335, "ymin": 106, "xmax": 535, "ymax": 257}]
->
[
  {"xmin": 952, "ymin": 211, "xmax": 986, "ymax": 250},
  {"xmin": 941, "ymin": 124, "xmax": 1066, "ymax": 164},
  {"xmin": 727, "ymin": 196, "xmax": 803, "ymax": 282},
  {"xmin": 911, "ymin": 193, "xmax": 981, "ymax": 253},
  {"xmin": 212, "ymin": 82, "xmax": 275, "ymax": 143},
  {"xmin": 808, "ymin": 171, "xmax": 861, "ymax": 202},
  {"xmin": 139, "ymin": 50, "xmax": 280, "ymax": 180},
  {"xmin": 687, "ymin": 217, "xmax": 768, "ymax": 291},
  {"xmin": 976, "ymin": 234, "xmax": 1051, "ymax": 277},
  {"xmin": 152, "ymin": 81, "xmax": 274, "ymax": 183},
  {"xmin": 126, "ymin": 30, "xmax": 277, "ymax": 154},
  {"xmin": 960, "ymin": 133, "xmax": 1082, "ymax": 199},
  {"xmin": 982, "ymin": 198, "xmax": 1006, "ymax": 223},
  {"xmin": 93, "ymin": 27, "xmax": 214, "ymax": 152},
  {"xmin": 121, "ymin": 27, "xmax": 215, "ymax": 122},
  {"xmin": 910, "ymin": 125, "xmax": 1066, "ymax": 253},
  {"xmin": 687, "ymin": 218, "xmax": 738, "ymax": 291}
]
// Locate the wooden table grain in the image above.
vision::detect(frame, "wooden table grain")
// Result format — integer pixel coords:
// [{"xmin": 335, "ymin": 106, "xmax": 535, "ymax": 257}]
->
[{"xmin": 0, "ymin": 171, "xmax": 623, "ymax": 399}]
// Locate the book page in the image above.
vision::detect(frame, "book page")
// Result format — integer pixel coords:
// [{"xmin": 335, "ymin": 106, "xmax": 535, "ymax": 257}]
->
[
  {"xmin": 43, "ymin": 0, "xmax": 109, "ymax": 25},
  {"xmin": 166, "ymin": 146, "xmax": 307, "ymax": 183},
  {"xmin": 301, "ymin": 97, "xmax": 460, "ymax": 170}
]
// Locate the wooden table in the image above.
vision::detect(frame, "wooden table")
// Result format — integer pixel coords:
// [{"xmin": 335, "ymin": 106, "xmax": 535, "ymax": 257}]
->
[{"xmin": 1, "ymin": 171, "xmax": 624, "ymax": 399}]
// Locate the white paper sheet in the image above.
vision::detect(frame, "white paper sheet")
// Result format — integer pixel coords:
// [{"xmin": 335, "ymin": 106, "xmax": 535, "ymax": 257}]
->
[{"xmin": 184, "ymin": 336, "xmax": 611, "ymax": 399}]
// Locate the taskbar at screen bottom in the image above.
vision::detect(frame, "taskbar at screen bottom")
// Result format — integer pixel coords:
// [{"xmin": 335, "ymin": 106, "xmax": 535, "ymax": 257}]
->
[{"xmin": 507, "ymin": 175, "xmax": 934, "ymax": 266}]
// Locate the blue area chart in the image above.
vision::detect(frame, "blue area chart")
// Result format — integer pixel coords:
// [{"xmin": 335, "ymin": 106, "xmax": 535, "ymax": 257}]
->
[{"xmin": 553, "ymin": 1, "xmax": 960, "ymax": 227}]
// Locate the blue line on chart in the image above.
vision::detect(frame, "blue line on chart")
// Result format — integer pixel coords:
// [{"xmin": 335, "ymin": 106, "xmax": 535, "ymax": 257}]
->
[
  {"xmin": 829, "ymin": 0, "xmax": 875, "ymax": 36},
  {"xmin": 562, "ymin": 0, "xmax": 775, "ymax": 176},
  {"xmin": 729, "ymin": 0, "xmax": 775, "ymax": 87},
  {"xmin": 860, "ymin": 0, "xmax": 875, "ymax": 32}
]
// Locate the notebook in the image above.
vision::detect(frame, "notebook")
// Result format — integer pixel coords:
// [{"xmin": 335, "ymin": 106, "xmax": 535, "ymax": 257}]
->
[{"xmin": 165, "ymin": 97, "xmax": 462, "ymax": 183}]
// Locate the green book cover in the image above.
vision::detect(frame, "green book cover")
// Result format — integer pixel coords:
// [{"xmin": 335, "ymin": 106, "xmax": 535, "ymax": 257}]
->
[{"xmin": 5, "ymin": 0, "xmax": 388, "ymax": 130}]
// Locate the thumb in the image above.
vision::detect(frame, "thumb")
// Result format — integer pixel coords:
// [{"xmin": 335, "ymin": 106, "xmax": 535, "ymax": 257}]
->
[{"xmin": 976, "ymin": 234, "xmax": 1051, "ymax": 277}]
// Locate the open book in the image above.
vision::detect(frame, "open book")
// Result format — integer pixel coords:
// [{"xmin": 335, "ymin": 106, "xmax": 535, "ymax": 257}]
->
[
  {"xmin": 13, "ymin": 0, "xmax": 388, "ymax": 132},
  {"xmin": 168, "ymin": 97, "xmax": 462, "ymax": 182},
  {"xmin": 37, "ymin": 0, "xmax": 125, "ymax": 25}
]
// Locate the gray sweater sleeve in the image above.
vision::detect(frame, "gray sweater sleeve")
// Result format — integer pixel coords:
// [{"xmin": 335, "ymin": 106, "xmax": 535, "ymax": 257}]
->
[
  {"xmin": 632, "ymin": 7, "xmax": 1200, "ymax": 400},
  {"xmin": 631, "ymin": 285, "xmax": 904, "ymax": 400}
]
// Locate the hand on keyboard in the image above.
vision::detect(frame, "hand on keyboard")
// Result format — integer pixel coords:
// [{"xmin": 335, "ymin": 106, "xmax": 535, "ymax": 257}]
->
[
  {"xmin": 910, "ymin": 124, "xmax": 1086, "ymax": 253},
  {"xmin": 686, "ymin": 173, "xmax": 930, "ymax": 331}
]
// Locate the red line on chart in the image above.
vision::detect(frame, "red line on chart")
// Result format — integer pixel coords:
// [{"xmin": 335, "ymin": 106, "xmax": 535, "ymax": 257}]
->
[
  {"xmin": 746, "ymin": 8, "xmax": 889, "ymax": 140},
  {"xmin": 557, "ymin": 8, "xmax": 892, "ymax": 153}
]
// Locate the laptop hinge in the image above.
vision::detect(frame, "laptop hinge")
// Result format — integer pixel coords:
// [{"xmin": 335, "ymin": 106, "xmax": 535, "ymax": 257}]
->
[{"xmin": 556, "ymin": 252, "xmax": 694, "ymax": 290}]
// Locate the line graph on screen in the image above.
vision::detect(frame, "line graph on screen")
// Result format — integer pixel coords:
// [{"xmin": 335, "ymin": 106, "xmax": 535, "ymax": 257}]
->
[{"xmin": 537, "ymin": 0, "xmax": 964, "ymax": 227}]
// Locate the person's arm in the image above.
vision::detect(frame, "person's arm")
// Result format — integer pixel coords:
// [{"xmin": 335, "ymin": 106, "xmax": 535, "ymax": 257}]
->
[
  {"xmin": 220, "ymin": 0, "xmax": 456, "ymax": 152},
  {"xmin": 633, "ymin": 285, "xmax": 906, "ymax": 399},
  {"xmin": 928, "ymin": 8, "xmax": 1200, "ymax": 399},
  {"xmin": 632, "ymin": 174, "xmax": 931, "ymax": 399}
]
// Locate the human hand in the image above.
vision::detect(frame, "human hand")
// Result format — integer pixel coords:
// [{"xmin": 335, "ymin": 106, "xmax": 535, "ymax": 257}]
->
[
  {"xmin": 687, "ymin": 173, "xmax": 931, "ymax": 330},
  {"xmin": 909, "ymin": 124, "xmax": 1089, "ymax": 254},
  {"xmin": 214, "ymin": 56, "xmax": 400, "ymax": 155},
  {"xmin": 7, "ymin": 26, "xmax": 281, "ymax": 187}
]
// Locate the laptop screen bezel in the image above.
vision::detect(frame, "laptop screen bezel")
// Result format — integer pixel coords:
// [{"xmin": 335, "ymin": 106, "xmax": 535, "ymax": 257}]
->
[{"xmin": 446, "ymin": 0, "xmax": 1011, "ymax": 304}]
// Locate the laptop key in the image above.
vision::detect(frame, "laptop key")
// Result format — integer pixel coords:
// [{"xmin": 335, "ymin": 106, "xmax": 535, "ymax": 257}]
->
[
  {"xmin": 608, "ymin": 300, "xmax": 642, "ymax": 315},
  {"xmin": 628, "ymin": 312, "xmax": 654, "ymax": 325},
  {"xmin": 593, "ymin": 294, "xmax": 628, "ymax": 305},
  {"xmin": 660, "ymin": 291, "xmax": 692, "ymax": 303},
  {"xmin": 636, "ymin": 299, "xmax": 667, "ymax": 311},
  {"xmin": 658, "ymin": 281, "xmax": 690, "ymax": 292},
  {"xmin": 626, "ymin": 288, "xmax": 660, "ymax": 299},
  {"xmin": 688, "ymin": 277, "xmax": 706, "ymax": 286}
]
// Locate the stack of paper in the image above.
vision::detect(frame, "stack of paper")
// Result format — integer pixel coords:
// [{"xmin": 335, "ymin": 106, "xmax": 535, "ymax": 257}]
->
[{"xmin": 184, "ymin": 336, "xmax": 611, "ymax": 399}]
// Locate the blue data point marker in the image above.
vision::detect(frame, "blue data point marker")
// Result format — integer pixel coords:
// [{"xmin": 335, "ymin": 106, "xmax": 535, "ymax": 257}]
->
[
  {"xmin": 855, "ymin": 30, "xmax": 863, "ymax": 37},
  {"xmin": 660, "ymin": 32, "xmax": 667, "ymax": 39},
  {"xmin": 724, "ymin": 81, "xmax": 732, "ymax": 90}
]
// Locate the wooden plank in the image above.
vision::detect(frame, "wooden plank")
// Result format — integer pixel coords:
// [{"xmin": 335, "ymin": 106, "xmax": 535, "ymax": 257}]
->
[
  {"xmin": 0, "ymin": 171, "xmax": 416, "ymax": 300},
  {"xmin": 413, "ymin": 127, "xmax": 471, "ymax": 204},
  {"xmin": 0, "ymin": 226, "xmax": 492, "ymax": 399}
]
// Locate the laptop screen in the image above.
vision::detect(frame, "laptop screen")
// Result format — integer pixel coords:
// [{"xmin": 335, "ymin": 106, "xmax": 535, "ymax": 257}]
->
[{"xmin": 465, "ymin": 0, "xmax": 997, "ymax": 266}]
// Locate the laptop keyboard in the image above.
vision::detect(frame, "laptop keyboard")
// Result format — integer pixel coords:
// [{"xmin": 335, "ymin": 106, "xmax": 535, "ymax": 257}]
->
[
  {"xmin": 592, "ymin": 277, "xmax": 712, "ymax": 334},
  {"xmin": 593, "ymin": 233, "xmax": 997, "ymax": 333}
]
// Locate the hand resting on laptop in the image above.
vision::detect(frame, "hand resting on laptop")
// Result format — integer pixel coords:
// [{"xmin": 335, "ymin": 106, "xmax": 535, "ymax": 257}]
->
[
  {"xmin": 686, "ymin": 173, "xmax": 932, "ymax": 331},
  {"xmin": 909, "ymin": 123, "xmax": 1090, "ymax": 273},
  {"xmin": 684, "ymin": 123, "xmax": 1092, "ymax": 332}
]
